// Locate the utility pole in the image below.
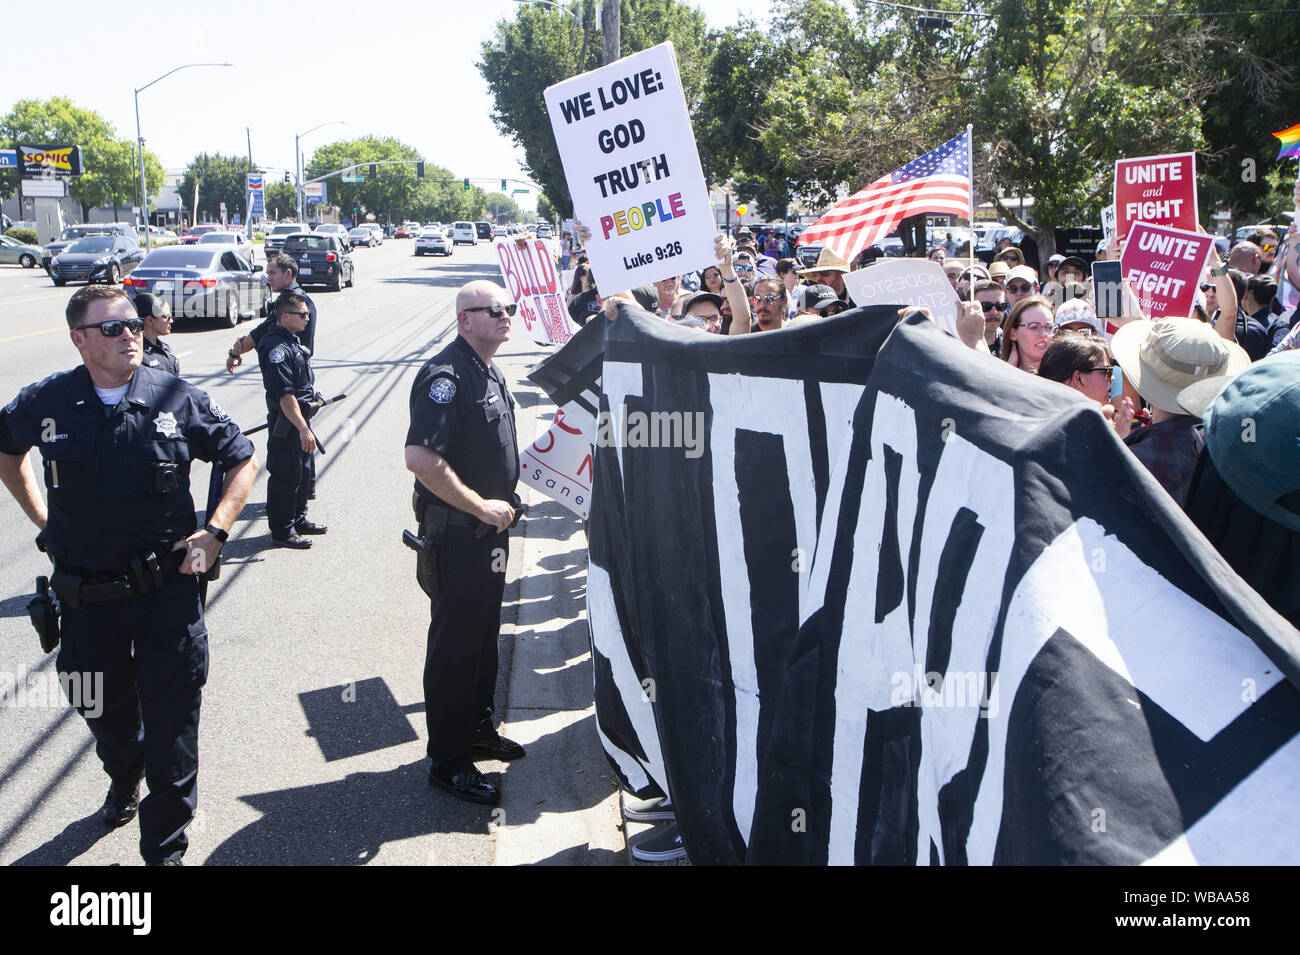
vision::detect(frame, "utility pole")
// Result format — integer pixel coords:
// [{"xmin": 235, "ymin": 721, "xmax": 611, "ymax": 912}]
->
[
  {"xmin": 246, "ymin": 126, "xmax": 254, "ymax": 236},
  {"xmin": 601, "ymin": 0, "xmax": 619, "ymax": 64}
]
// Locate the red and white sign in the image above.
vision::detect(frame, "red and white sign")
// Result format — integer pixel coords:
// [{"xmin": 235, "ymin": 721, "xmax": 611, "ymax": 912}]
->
[
  {"xmin": 1119, "ymin": 222, "xmax": 1213, "ymax": 320},
  {"xmin": 520, "ymin": 405, "xmax": 593, "ymax": 519},
  {"xmin": 1113, "ymin": 152, "xmax": 1198, "ymax": 239},
  {"xmin": 494, "ymin": 238, "xmax": 576, "ymax": 346}
]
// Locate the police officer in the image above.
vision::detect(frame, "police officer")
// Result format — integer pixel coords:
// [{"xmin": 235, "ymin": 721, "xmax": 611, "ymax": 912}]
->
[
  {"xmin": 135, "ymin": 292, "xmax": 180, "ymax": 376},
  {"xmin": 0, "ymin": 286, "xmax": 257, "ymax": 866},
  {"xmin": 405, "ymin": 279, "xmax": 523, "ymax": 805},
  {"xmin": 225, "ymin": 252, "xmax": 318, "ymax": 370},
  {"xmin": 228, "ymin": 252, "xmax": 320, "ymax": 500},
  {"xmin": 257, "ymin": 291, "xmax": 325, "ymax": 548}
]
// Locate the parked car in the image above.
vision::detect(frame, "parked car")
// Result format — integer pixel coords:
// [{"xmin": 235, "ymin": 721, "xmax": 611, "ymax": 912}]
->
[
  {"xmin": 0, "ymin": 233, "xmax": 43, "ymax": 268},
  {"xmin": 179, "ymin": 223, "xmax": 224, "ymax": 246},
  {"xmin": 42, "ymin": 222, "xmax": 138, "ymax": 270},
  {"xmin": 451, "ymin": 221, "xmax": 476, "ymax": 245},
  {"xmin": 349, "ymin": 226, "xmax": 379, "ymax": 247},
  {"xmin": 476, "ymin": 221, "xmax": 493, "ymax": 240},
  {"xmin": 415, "ymin": 228, "xmax": 452, "ymax": 256},
  {"xmin": 264, "ymin": 222, "xmax": 310, "ymax": 256},
  {"xmin": 198, "ymin": 230, "xmax": 257, "ymax": 263},
  {"xmin": 124, "ymin": 245, "xmax": 269, "ymax": 328},
  {"xmin": 314, "ymin": 222, "xmax": 353, "ymax": 251},
  {"xmin": 282, "ymin": 233, "xmax": 354, "ymax": 291},
  {"xmin": 49, "ymin": 235, "xmax": 145, "ymax": 286}
]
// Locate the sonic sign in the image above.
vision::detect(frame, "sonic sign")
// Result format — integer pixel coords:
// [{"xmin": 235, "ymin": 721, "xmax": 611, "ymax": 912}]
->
[{"xmin": 20, "ymin": 145, "xmax": 83, "ymax": 178}]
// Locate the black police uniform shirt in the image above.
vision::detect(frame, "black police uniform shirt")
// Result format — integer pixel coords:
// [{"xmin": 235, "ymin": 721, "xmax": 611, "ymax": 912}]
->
[
  {"xmin": 406, "ymin": 335, "xmax": 519, "ymax": 509},
  {"xmin": 257, "ymin": 324, "xmax": 315, "ymax": 420},
  {"xmin": 250, "ymin": 284, "xmax": 317, "ymax": 355},
  {"xmin": 0, "ymin": 364, "xmax": 253, "ymax": 574},
  {"xmin": 142, "ymin": 335, "xmax": 180, "ymax": 376}
]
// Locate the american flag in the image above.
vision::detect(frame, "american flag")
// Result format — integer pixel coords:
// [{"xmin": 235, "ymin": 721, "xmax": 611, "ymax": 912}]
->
[{"xmin": 797, "ymin": 130, "xmax": 972, "ymax": 261}]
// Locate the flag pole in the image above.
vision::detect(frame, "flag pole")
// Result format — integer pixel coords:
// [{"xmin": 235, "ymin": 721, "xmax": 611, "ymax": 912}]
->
[{"xmin": 967, "ymin": 123, "xmax": 975, "ymax": 307}]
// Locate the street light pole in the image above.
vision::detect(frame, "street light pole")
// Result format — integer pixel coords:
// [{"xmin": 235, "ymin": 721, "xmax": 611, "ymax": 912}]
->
[
  {"xmin": 294, "ymin": 121, "xmax": 346, "ymax": 224},
  {"xmin": 134, "ymin": 62, "xmax": 232, "ymax": 252}
]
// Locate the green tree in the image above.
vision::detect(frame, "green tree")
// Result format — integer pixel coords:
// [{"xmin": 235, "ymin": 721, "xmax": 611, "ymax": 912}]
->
[
  {"xmin": 264, "ymin": 181, "xmax": 297, "ymax": 221},
  {"xmin": 720, "ymin": 0, "xmax": 1234, "ymax": 257},
  {"xmin": 305, "ymin": 136, "xmax": 424, "ymax": 222},
  {"xmin": 1193, "ymin": 0, "xmax": 1299, "ymax": 231},
  {"xmin": 537, "ymin": 193, "xmax": 557, "ymax": 222},
  {"xmin": 479, "ymin": 0, "xmax": 710, "ymax": 218},
  {"xmin": 1, "ymin": 97, "xmax": 163, "ymax": 220},
  {"xmin": 180, "ymin": 153, "xmax": 253, "ymax": 224}
]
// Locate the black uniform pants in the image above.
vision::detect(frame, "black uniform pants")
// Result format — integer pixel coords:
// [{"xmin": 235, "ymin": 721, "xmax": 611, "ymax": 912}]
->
[
  {"xmin": 423, "ymin": 523, "xmax": 509, "ymax": 773},
  {"xmin": 266, "ymin": 434, "xmax": 311, "ymax": 537},
  {"xmin": 56, "ymin": 572, "xmax": 207, "ymax": 865}
]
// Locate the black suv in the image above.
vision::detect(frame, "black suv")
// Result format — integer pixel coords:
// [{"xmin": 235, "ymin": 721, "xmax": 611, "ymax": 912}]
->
[
  {"xmin": 476, "ymin": 221, "xmax": 493, "ymax": 240},
  {"xmin": 282, "ymin": 234, "xmax": 354, "ymax": 291}
]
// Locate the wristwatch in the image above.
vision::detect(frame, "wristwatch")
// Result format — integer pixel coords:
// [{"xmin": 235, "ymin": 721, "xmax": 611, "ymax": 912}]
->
[
  {"xmin": 1210, "ymin": 266, "xmax": 1229, "ymax": 276},
  {"xmin": 204, "ymin": 523, "xmax": 229, "ymax": 544}
]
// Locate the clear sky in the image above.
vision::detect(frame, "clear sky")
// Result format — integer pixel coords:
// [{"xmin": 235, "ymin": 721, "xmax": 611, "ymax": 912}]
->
[{"xmin": 3, "ymin": 0, "xmax": 766, "ymax": 205}]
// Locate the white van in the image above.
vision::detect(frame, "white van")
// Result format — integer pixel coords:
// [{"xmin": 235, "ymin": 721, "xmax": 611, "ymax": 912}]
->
[{"xmin": 451, "ymin": 221, "xmax": 476, "ymax": 246}]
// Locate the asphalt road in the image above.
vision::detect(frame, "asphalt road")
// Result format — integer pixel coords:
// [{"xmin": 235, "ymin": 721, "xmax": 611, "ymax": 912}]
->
[{"xmin": 0, "ymin": 239, "xmax": 619, "ymax": 866}]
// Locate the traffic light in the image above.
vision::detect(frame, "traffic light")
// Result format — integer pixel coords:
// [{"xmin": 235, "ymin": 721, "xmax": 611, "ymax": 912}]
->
[
  {"xmin": 501, "ymin": 179, "xmax": 507, "ymax": 191},
  {"xmin": 284, "ymin": 171, "xmax": 291, "ymax": 183},
  {"xmin": 463, "ymin": 178, "xmax": 470, "ymax": 190},
  {"xmin": 368, "ymin": 164, "xmax": 377, "ymax": 181},
  {"xmin": 416, "ymin": 162, "xmax": 425, "ymax": 178}
]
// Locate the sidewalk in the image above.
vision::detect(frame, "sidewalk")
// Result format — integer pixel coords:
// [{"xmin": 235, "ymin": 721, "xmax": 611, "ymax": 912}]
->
[{"xmin": 491, "ymin": 344, "xmax": 626, "ymax": 866}]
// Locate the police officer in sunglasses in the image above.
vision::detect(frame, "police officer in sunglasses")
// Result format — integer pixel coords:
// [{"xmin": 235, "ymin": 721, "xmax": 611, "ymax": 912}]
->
[
  {"xmin": 405, "ymin": 280, "xmax": 524, "ymax": 805},
  {"xmin": 0, "ymin": 286, "xmax": 257, "ymax": 865}
]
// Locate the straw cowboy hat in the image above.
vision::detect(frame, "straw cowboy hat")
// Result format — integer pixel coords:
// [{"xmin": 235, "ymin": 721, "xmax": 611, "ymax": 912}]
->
[{"xmin": 798, "ymin": 247, "xmax": 852, "ymax": 276}]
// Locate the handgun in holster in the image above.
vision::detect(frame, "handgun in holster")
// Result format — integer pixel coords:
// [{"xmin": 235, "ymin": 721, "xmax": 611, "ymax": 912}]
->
[
  {"xmin": 408, "ymin": 495, "xmax": 451, "ymax": 599},
  {"xmin": 271, "ymin": 394, "xmax": 324, "ymax": 440},
  {"xmin": 27, "ymin": 576, "xmax": 61, "ymax": 654}
]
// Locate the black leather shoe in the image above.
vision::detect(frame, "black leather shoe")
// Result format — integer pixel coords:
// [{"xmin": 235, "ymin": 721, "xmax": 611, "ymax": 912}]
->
[
  {"xmin": 471, "ymin": 735, "xmax": 526, "ymax": 761},
  {"xmin": 429, "ymin": 767, "xmax": 500, "ymax": 805},
  {"xmin": 272, "ymin": 532, "xmax": 313, "ymax": 549},
  {"xmin": 101, "ymin": 781, "xmax": 140, "ymax": 828},
  {"xmin": 294, "ymin": 519, "xmax": 328, "ymax": 535}
]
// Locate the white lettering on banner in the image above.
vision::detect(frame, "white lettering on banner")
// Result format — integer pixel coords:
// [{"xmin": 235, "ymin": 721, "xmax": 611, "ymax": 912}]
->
[{"xmin": 963, "ymin": 516, "xmax": 1287, "ymax": 865}]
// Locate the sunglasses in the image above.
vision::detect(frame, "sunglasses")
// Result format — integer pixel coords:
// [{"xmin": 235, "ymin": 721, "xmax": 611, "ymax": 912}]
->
[
  {"xmin": 980, "ymin": 300, "xmax": 1009, "ymax": 313},
  {"xmin": 74, "ymin": 317, "xmax": 145, "ymax": 337},
  {"xmin": 734, "ymin": 265, "xmax": 755, "ymax": 274},
  {"xmin": 999, "ymin": 252, "xmax": 1020, "ymax": 261},
  {"xmin": 1200, "ymin": 283, "xmax": 1214, "ymax": 292},
  {"xmin": 1006, "ymin": 283, "xmax": 1033, "ymax": 294},
  {"xmin": 282, "ymin": 310, "xmax": 310, "ymax": 318},
  {"xmin": 1084, "ymin": 366, "xmax": 1115, "ymax": 381},
  {"xmin": 754, "ymin": 294, "xmax": 781, "ymax": 304},
  {"xmin": 464, "ymin": 304, "xmax": 518, "ymax": 318}
]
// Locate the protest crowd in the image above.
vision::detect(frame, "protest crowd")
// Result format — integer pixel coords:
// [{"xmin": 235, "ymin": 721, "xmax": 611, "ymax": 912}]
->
[{"xmin": 559, "ymin": 168, "xmax": 1300, "ymax": 860}]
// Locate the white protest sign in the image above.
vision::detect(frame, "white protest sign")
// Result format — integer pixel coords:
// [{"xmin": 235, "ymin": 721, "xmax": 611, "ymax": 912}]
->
[
  {"xmin": 843, "ymin": 259, "xmax": 960, "ymax": 335},
  {"xmin": 544, "ymin": 43, "xmax": 715, "ymax": 289},
  {"xmin": 520, "ymin": 404, "xmax": 593, "ymax": 520},
  {"xmin": 494, "ymin": 237, "xmax": 576, "ymax": 346},
  {"xmin": 1101, "ymin": 204, "xmax": 1117, "ymax": 241}
]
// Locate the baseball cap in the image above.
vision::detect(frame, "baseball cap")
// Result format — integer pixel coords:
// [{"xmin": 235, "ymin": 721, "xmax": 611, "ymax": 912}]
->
[
  {"xmin": 1007, "ymin": 265, "xmax": 1039, "ymax": 286},
  {"xmin": 630, "ymin": 285, "xmax": 659, "ymax": 312},
  {"xmin": 1057, "ymin": 255, "xmax": 1089, "ymax": 277},
  {"xmin": 801, "ymin": 284, "xmax": 840, "ymax": 312},
  {"xmin": 1201, "ymin": 350, "xmax": 1300, "ymax": 532},
  {"xmin": 1054, "ymin": 298, "xmax": 1102, "ymax": 335},
  {"xmin": 1048, "ymin": 253, "xmax": 1066, "ymax": 265},
  {"xmin": 1111, "ymin": 317, "xmax": 1251, "ymax": 414},
  {"xmin": 679, "ymin": 291, "xmax": 724, "ymax": 317}
]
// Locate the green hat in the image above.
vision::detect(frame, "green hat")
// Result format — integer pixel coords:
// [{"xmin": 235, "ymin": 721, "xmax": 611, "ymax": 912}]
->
[{"xmin": 1202, "ymin": 351, "xmax": 1300, "ymax": 532}]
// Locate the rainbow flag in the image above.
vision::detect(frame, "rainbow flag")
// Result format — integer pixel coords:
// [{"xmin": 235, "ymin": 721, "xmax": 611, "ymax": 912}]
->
[{"xmin": 1274, "ymin": 121, "xmax": 1300, "ymax": 159}]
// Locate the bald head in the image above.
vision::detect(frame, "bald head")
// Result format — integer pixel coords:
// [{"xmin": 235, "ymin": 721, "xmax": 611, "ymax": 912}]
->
[
  {"xmin": 457, "ymin": 280, "xmax": 507, "ymax": 313},
  {"xmin": 1228, "ymin": 242, "xmax": 1263, "ymax": 274}
]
